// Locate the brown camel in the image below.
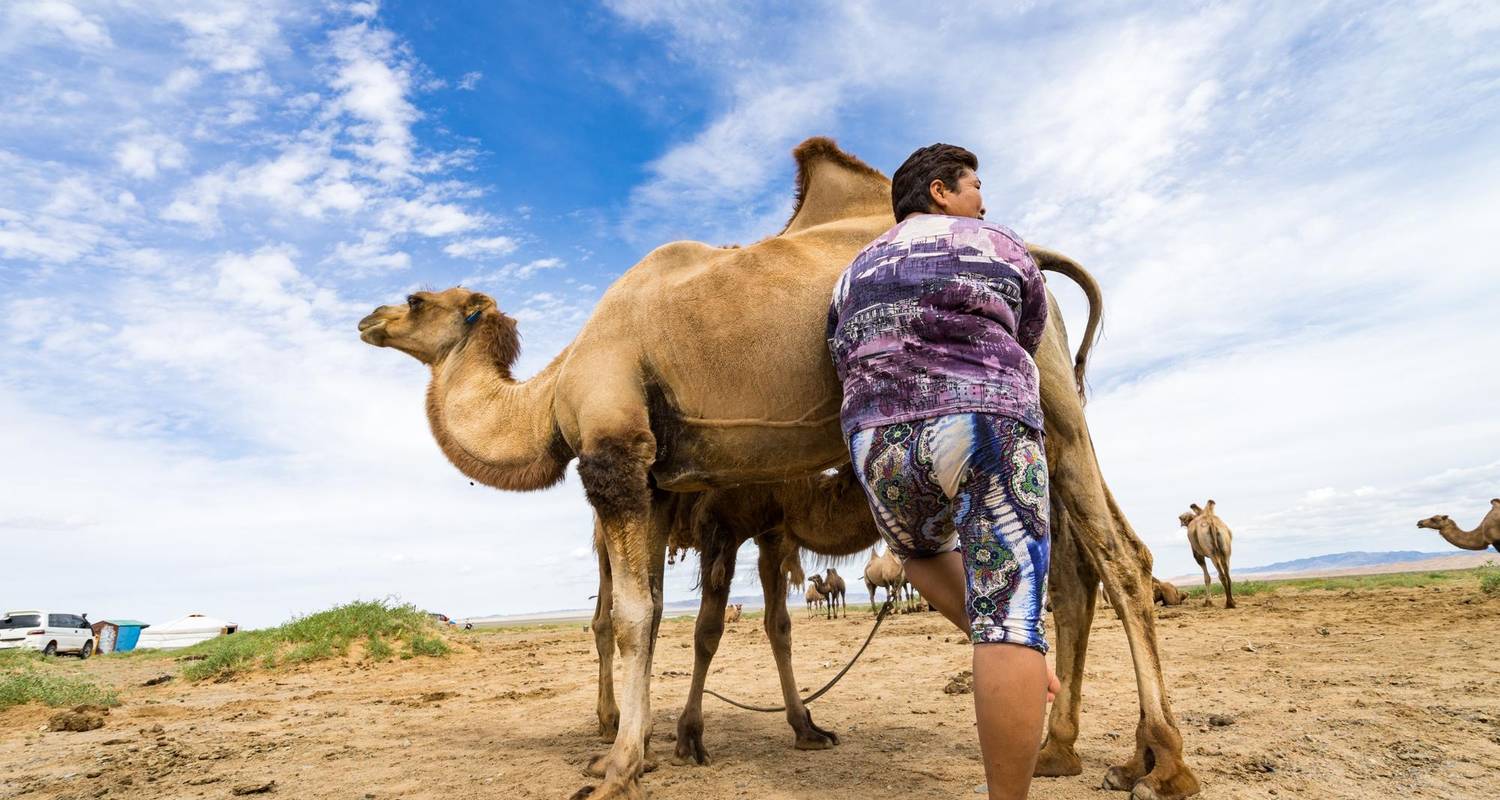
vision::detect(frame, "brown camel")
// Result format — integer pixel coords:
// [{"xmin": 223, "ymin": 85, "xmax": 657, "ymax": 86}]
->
[
  {"xmin": 1178, "ymin": 501, "xmax": 1235, "ymax": 609},
  {"xmin": 358, "ymin": 137, "xmax": 1198, "ymax": 799},
  {"xmin": 804, "ymin": 584, "xmax": 826, "ymax": 618},
  {"xmin": 1417, "ymin": 499, "xmax": 1500, "ymax": 552},
  {"xmin": 862, "ymin": 546, "xmax": 905, "ymax": 613},
  {"xmin": 1153, "ymin": 579, "xmax": 1185, "ymax": 607},
  {"xmin": 723, "ymin": 603, "xmax": 743, "ymax": 624},
  {"xmin": 807, "ymin": 574, "xmax": 835, "ymax": 619},
  {"xmin": 823, "ymin": 568, "xmax": 848, "ymax": 618}
]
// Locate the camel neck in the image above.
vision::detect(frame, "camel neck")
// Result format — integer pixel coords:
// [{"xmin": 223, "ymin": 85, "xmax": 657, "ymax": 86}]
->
[
  {"xmin": 1436, "ymin": 520, "xmax": 1490, "ymax": 551},
  {"xmin": 425, "ymin": 337, "xmax": 570, "ymax": 491}
]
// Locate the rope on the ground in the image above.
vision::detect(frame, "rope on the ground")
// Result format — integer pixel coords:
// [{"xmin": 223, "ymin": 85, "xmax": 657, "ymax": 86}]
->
[{"xmin": 703, "ymin": 599, "xmax": 894, "ymax": 713}]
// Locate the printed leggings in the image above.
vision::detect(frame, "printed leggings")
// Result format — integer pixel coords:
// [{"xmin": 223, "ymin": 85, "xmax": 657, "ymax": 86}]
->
[{"xmin": 849, "ymin": 413, "xmax": 1050, "ymax": 651}]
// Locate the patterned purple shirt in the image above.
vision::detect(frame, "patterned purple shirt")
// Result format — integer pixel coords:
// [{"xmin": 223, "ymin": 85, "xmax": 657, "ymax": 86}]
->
[{"xmin": 826, "ymin": 214, "xmax": 1048, "ymax": 440}]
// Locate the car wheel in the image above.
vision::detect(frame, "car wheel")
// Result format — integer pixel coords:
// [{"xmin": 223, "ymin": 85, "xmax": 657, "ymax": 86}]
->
[
  {"xmin": 79, "ymin": 640, "xmax": 94, "ymax": 659},
  {"xmin": 42, "ymin": 641, "xmax": 57, "ymax": 657}
]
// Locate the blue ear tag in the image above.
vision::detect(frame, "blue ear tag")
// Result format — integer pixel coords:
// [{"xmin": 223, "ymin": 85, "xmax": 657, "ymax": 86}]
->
[{"xmin": 465, "ymin": 310, "xmax": 482, "ymax": 325}]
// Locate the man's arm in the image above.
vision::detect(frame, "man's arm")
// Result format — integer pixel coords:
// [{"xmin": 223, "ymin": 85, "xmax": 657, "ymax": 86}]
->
[{"xmin": 1015, "ymin": 249, "xmax": 1048, "ymax": 356}]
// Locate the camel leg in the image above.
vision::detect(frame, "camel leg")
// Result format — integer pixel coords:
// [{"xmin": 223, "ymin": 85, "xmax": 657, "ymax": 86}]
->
[
  {"xmin": 673, "ymin": 525, "xmax": 738, "ymax": 766},
  {"xmin": 1213, "ymin": 555, "xmax": 1235, "ymax": 610},
  {"xmin": 866, "ymin": 581, "xmax": 877, "ymax": 614},
  {"xmin": 1194, "ymin": 553, "xmax": 1213, "ymax": 607},
  {"xmin": 758, "ymin": 532, "xmax": 838, "ymax": 750},
  {"xmin": 592, "ymin": 529, "xmax": 619, "ymax": 740},
  {"xmin": 1087, "ymin": 488, "xmax": 1198, "ymax": 799},
  {"xmin": 1035, "ymin": 499, "xmax": 1096, "ymax": 778},
  {"xmin": 573, "ymin": 433, "xmax": 666, "ymax": 800}
]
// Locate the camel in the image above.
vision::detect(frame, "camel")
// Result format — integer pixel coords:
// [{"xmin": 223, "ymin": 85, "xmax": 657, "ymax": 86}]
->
[
  {"xmin": 1417, "ymin": 499, "xmax": 1500, "ymax": 552},
  {"xmin": 723, "ymin": 603, "xmax": 743, "ymax": 624},
  {"xmin": 807, "ymin": 574, "xmax": 835, "ymax": 619},
  {"xmin": 1178, "ymin": 501, "xmax": 1235, "ymax": 609},
  {"xmin": 804, "ymin": 584, "xmax": 826, "ymax": 618},
  {"xmin": 862, "ymin": 547, "xmax": 905, "ymax": 614},
  {"xmin": 358, "ymin": 136, "xmax": 1198, "ymax": 799},
  {"xmin": 1153, "ymin": 579, "xmax": 1185, "ymax": 607},
  {"xmin": 823, "ymin": 568, "xmax": 847, "ymax": 618}
]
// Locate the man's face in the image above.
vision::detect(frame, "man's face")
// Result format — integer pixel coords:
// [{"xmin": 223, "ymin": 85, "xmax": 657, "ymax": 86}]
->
[{"xmin": 931, "ymin": 168, "xmax": 985, "ymax": 219}]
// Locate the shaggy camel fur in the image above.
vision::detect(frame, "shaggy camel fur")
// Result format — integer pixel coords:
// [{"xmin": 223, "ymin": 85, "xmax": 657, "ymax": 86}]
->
[
  {"xmin": 862, "ymin": 547, "xmax": 905, "ymax": 613},
  {"xmin": 1417, "ymin": 499, "xmax": 1500, "ymax": 552},
  {"xmin": 1153, "ymin": 579, "xmax": 1185, "ymax": 607},
  {"xmin": 359, "ymin": 137, "xmax": 1197, "ymax": 799},
  {"xmin": 1178, "ymin": 502, "xmax": 1235, "ymax": 609}
]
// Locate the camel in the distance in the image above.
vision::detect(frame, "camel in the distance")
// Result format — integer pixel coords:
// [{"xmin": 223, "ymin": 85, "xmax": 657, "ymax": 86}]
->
[
  {"xmin": 823, "ymin": 568, "xmax": 847, "ymax": 618},
  {"xmin": 863, "ymin": 547, "xmax": 905, "ymax": 613},
  {"xmin": 1417, "ymin": 499, "xmax": 1500, "ymax": 552},
  {"xmin": 1179, "ymin": 501, "xmax": 1235, "ymax": 609},
  {"xmin": 807, "ymin": 574, "xmax": 835, "ymax": 619},
  {"xmin": 804, "ymin": 584, "xmax": 826, "ymax": 618},
  {"xmin": 724, "ymin": 603, "xmax": 743, "ymax": 623},
  {"xmin": 359, "ymin": 137, "xmax": 1198, "ymax": 799},
  {"xmin": 1153, "ymin": 579, "xmax": 1185, "ymax": 607}
]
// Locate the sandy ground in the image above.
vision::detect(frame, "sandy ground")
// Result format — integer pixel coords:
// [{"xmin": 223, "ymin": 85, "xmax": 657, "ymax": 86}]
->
[{"xmin": 3, "ymin": 582, "xmax": 1498, "ymax": 800}]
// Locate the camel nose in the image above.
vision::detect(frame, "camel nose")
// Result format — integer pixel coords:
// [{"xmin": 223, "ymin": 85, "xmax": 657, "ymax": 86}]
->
[{"xmin": 358, "ymin": 308, "xmax": 390, "ymax": 332}]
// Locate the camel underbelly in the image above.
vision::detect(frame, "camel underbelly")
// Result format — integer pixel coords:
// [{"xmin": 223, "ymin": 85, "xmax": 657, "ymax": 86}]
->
[{"xmin": 648, "ymin": 419, "xmax": 849, "ymax": 492}]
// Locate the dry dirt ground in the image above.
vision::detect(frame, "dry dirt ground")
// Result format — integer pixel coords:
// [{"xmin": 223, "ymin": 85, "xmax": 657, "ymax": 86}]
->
[{"xmin": 3, "ymin": 584, "xmax": 1498, "ymax": 800}]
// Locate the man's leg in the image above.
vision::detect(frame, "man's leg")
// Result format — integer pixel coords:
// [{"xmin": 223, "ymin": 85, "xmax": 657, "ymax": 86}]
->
[
  {"xmin": 974, "ymin": 643, "xmax": 1048, "ymax": 800},
  {"xmin": 902, "ymin": 551, "xmax": 969, "ymax": 632}
]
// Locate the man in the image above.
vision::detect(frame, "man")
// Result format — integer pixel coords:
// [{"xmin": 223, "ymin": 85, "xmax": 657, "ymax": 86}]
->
[{"xmin": 827, "ymin": 143, "xmax": 1055, "ymax": 799}]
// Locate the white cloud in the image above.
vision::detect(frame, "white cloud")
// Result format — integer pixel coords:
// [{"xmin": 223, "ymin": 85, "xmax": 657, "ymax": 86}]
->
[
  {"xmin": 173, "ymin": 5, "xmax": 284, "ymax": 74},
  {"xmin": 114, "ymin": 131, "xmax": 189, "ymax": 179},
  {"xmin": 442, "ymin": 235, "xmax": 519, "ymax": 259},
  {"xmin": 4, "ymin": 1, "xmax": 112, "ymax": 50},
  {"xmin": 329, "ymin": 23, "xmax": 419, "ymax": 176},
  {"xmin": 457, "ymin": 71, "xmax": 482, "ymax": 90}
]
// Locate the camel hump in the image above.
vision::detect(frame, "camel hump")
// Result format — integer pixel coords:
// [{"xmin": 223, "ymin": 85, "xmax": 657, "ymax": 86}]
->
[{"xmin": 779, "ymin": 136, "xmax": 892, "ymax": 235}]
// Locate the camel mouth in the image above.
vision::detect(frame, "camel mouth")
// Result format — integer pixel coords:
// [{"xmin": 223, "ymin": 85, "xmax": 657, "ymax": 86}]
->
[{"xmin": 358, "ymin": 314, "xmax": 388, "ymax": 344}]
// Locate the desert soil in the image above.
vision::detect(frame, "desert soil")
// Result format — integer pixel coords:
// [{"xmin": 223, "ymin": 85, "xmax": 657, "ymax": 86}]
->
[{"xmin": 3, "ymin": 583, "xmax": 1497, "ymax": 800}]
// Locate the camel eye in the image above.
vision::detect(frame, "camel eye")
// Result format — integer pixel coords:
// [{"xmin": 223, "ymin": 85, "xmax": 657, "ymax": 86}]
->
[{"xmin": 407, "ymin": 294, "xmax": 423, "ymax": 309}]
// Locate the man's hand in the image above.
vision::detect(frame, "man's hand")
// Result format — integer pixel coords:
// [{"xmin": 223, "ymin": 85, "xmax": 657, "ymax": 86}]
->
[{"xmin": 1046, "ymin": 663, "xmax": 1060, "ymax": 703}]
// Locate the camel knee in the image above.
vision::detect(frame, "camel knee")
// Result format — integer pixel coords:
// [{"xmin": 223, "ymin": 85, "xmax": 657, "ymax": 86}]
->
[{"xmin": 578, "ymin": 436, "xmax": 653, "ymax": 521}]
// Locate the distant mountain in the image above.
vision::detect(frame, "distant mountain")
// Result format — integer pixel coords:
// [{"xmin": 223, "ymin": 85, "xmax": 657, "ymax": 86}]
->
[{"xmin": 1238, "ymin": 550, "xmax": 1455, "ymax": 575}]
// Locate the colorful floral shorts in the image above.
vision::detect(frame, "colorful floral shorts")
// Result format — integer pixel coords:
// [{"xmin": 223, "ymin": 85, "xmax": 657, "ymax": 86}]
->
[{"xmin": 849, "ymin": 413, "xmax": 1050, "ymax": 652}]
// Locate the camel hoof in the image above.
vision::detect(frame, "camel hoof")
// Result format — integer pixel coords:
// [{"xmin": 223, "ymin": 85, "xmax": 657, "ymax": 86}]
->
[
  {"xmin": 1102, "ymin": 766, "xmax": 1137, "ymax": 791},
  {"xmin": 793, "ymin": 731, "xmax": 838, "ymax": 750},
  {"xmin": 1225, "ymin": 600, "xmax": 1237, "ymax": 609},
  {"xmin": 1130, "ymin": 785, "xmax": 1163, "ymax": 800},
  {"xmin": 570, "ymin": 779, "xmax": 644, "ymax": 800},
  {"xmin": 598, "ymin": 718, "xmax": 619, "ymax": 741},
  {"xmin": 1033, "ymin": 743, "xmax": 1083, "ymax": 777},
  {"xmin": 586, "ymin": 753, "xmax": 659, "ymax": 777},
  {"xmin": 672, "ymin": 736, "xmax": 710, "ymax": 766}
]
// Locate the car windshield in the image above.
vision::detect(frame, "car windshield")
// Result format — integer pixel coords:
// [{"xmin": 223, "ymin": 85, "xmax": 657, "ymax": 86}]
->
[{"xmin": 0, "ymin": 614, "xmax": 41, "ymax": 629}]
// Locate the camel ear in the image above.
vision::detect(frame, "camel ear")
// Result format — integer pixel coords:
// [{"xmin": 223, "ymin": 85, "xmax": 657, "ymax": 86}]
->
[{"xmin": 463, "ymin": 293, "xmax": 495, "ymax": 323}]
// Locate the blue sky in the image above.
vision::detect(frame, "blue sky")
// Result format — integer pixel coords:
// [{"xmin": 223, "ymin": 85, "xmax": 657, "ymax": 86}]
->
[{"xmin": 2, "ymin": 1, "xmax": 1498, "ymax": 627}]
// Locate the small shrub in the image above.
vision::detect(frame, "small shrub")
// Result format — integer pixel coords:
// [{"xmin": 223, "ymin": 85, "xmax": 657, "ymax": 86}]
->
[
  {"xmin": 0, "ymin": 667, "xmax": 118, "ymax": 710},
  {"xmin": 1479, "ymin": 564, "xmax": 1500, "ymax": 595}
]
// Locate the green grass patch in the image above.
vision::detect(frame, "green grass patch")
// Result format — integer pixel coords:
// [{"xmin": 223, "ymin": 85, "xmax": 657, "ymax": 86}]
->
[
  {"xmin": 1176, "ymin": 567, "xmax": 1488, "ymax": 598},
  {"xmin": 177, "ymin": 600, "xmax": 450, "ymax": 682},
  {"xmin": 1478, "ymin": 563, "xmax": 1500, "ymax": 595},
  {"xmin": 0, "ymin": 666, "xmax": 118, "ymax": 710}
]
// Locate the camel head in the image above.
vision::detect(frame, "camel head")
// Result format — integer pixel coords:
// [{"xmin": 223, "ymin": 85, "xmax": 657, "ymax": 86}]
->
[
  {"xmin": 1416, "ymin": 514, "xmax": 1450, "ymax": 531},
  {"xmin": 1178, "ymin": 510, "xmax": 1197, "ymax": 528},
  {"xmin": 358, "ymin": 287, "xmax": 514, "ymax": 367}
]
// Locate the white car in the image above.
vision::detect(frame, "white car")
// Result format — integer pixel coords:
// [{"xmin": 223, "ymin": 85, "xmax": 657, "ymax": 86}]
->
[{"xmin": 0, "ymin": 610, "xmax": 95, "ymax": 658}]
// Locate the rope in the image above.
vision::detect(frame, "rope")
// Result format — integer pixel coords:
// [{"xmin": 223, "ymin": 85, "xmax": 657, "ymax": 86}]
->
[{"xmin": 703, "ymin": 599, "xmax": 894, "ymax": 712}]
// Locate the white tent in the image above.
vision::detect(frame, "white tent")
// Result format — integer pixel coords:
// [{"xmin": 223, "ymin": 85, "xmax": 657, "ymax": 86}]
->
[{"xmin": 136, "ymin": 613, "xmax": 239, "ymax": 650}]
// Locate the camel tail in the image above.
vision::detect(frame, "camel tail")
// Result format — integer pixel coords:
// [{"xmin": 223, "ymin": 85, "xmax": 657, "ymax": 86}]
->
[{"xmin": 1031, "ymin": 247, "xmax": 1103, "ymax": 404}]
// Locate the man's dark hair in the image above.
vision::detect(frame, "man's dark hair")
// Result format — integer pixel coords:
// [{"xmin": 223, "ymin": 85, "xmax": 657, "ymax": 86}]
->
[{"xmin": 891, "ymin": 143, "xmax": 978, "ymax": 221}]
